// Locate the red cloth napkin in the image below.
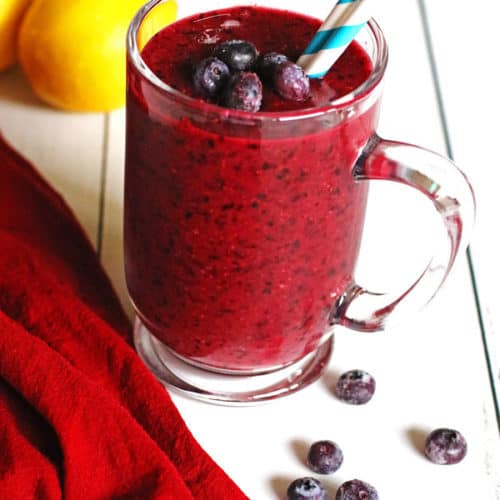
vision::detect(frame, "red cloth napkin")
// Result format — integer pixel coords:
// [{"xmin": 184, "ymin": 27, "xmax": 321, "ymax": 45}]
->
[{"xmin": 0, "ymin": 135, "xmax": 248, "ymax": 499}]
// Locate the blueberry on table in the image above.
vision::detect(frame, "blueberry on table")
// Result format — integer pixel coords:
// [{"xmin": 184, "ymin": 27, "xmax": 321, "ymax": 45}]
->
[
  {"xmin": 192, "ymin": 56, "xmax": 230, "ymax": 98},
  {"xmin": 257, "ymin": 51, "xmax": 288, "ymax": 81},
  {"xmin": 273, "ymin": 61, "xmax": 310, "ymax": 101},
  {"xmin": 287, "ymin": 477, "xmax": 327, "ymax": 500},
  {"xmin": 307, "ymin": 440, "xmax": 343, "ymax": 474},
  {"xmin": 222, "ymin": 71, "xmax": 263, "ymax": 112},
  {"xmin": 212, "ymin": 39, "xmax": 259, "ymax": 71},
  {"xmin": 335, "ymin": 479, "xmax": 379, "ymax": 500},
  {"xmin": 335, "ymin": 369, "xmax": 375, "ymax": 405},
  {"xmin": 424, "ymin": 428, "xmax": 467, "ymax": 465}
]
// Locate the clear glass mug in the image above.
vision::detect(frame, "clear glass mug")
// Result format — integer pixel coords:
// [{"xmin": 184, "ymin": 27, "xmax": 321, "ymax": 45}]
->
[{"xmin": 125, "ymin": 0, "xmax": 475, "ymax": 404}]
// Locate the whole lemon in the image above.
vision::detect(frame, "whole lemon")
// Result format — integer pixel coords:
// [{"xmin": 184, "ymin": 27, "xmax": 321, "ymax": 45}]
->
[
  {"xmin": 18, "ymin": 0, "xmax": 177, "ymax": 112},
  {"xmin": 0, "ymin": 0, "xmax": 32, "ymax": 71}
]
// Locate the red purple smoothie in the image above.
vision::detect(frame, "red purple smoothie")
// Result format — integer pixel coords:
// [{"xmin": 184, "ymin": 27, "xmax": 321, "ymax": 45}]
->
[{"xmin": 125, "ymin": 6, "xmax": 377, "ymax": 371}]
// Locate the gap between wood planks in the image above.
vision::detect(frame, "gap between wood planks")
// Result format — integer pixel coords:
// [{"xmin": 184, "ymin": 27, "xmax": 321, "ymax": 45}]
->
[{"xmin": 96, "ymin": 112, "xmax": 110, "ymax": 257}]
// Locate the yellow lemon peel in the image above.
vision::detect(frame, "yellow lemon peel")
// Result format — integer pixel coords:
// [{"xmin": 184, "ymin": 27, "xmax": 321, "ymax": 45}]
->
[
  {"xmin": 0, "ymin": 0, "xmax": 32, "ymax": 71},
  {"xmin": 18, "ymin": 0, "xmax": 177, "ymax": 112}
]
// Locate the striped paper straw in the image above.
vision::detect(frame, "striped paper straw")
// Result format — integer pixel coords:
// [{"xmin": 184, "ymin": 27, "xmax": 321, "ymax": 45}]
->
[{"xmin": 297, "ymin": 0, "xmax": 371, "ymax": 78}]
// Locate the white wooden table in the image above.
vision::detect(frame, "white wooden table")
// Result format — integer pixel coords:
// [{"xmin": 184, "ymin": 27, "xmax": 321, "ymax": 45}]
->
[{"xmin": 0, "ymin": 1, "xmax": 498, "ymax": 498}]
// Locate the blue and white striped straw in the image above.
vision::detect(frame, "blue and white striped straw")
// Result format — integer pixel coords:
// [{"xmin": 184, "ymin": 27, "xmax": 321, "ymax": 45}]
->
[{"xmin": 297, "ymin": 0, "xmax": 371, "ymax": 79}]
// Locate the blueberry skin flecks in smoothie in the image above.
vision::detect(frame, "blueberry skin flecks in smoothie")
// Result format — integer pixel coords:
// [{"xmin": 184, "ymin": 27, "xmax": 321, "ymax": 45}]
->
[{"xmin": 125, "ymin": 6, "xmax": 376, "ymax": 371}]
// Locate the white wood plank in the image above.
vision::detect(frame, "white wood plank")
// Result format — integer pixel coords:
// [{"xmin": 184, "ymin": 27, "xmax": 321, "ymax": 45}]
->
[
  {"xmin": 0, "ymin": 66, "xmax": 105, "ymax": 246},
  {"xmin": 422, "ymin": 0, "xmax": 500, "ymax": 456}
]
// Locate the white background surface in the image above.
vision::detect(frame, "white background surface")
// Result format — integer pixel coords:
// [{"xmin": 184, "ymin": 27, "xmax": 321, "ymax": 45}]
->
[{"xmin": 0, "ymin": 0, "xmax": 498, "ymax": 498}]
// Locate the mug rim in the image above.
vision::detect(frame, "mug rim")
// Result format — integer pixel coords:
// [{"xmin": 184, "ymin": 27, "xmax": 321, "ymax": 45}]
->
[{"xmin": 127, "ymin": 1, "xmax": 389, "ymax": 121}]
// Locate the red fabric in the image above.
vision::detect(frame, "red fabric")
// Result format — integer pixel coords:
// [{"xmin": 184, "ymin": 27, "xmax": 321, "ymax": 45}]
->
[{"xmin": 0, "ymin": 135, "xmax": 248, "ymax": 499}]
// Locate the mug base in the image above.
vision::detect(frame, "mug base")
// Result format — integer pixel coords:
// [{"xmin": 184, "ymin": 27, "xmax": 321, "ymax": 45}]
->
[{"xmin": 133, "ymin": 317, "xmax": 333, "ymax": 406}]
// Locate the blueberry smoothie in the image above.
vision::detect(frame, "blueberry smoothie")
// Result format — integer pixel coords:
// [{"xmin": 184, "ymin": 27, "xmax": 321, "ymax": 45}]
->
[{"xmin": 125, "ymin": 6, "xmax": 378, "ymax": 372}]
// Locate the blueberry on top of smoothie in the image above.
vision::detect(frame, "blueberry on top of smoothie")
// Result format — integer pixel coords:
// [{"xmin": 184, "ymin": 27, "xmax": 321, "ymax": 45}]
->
[
  {"xmin": 193, "ymin": 56, "xmax": 230, "ymax": 98},
  {"xmin": 192, "ymin": 39, "xmax": 311, "ymax": 110},
  {"xmin": 222, "ymin": 71, "xmax": 263, "ymax": 112},
  {"xmin": 257, "ymin": 51, "xmax": 289, "ymax": 81},
  {"xmin": 273, "ymin": 61, "xmax": 310, "ymax": 101},
  {"xmin": 212, "ymin": 39, "xmax": 259, "ymax": 71}
]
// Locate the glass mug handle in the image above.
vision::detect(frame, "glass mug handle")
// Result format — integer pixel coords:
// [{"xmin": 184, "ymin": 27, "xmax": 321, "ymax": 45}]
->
[{"xmin": 330, "ymin": 134, "xmax": 476, "ymax": 332}]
